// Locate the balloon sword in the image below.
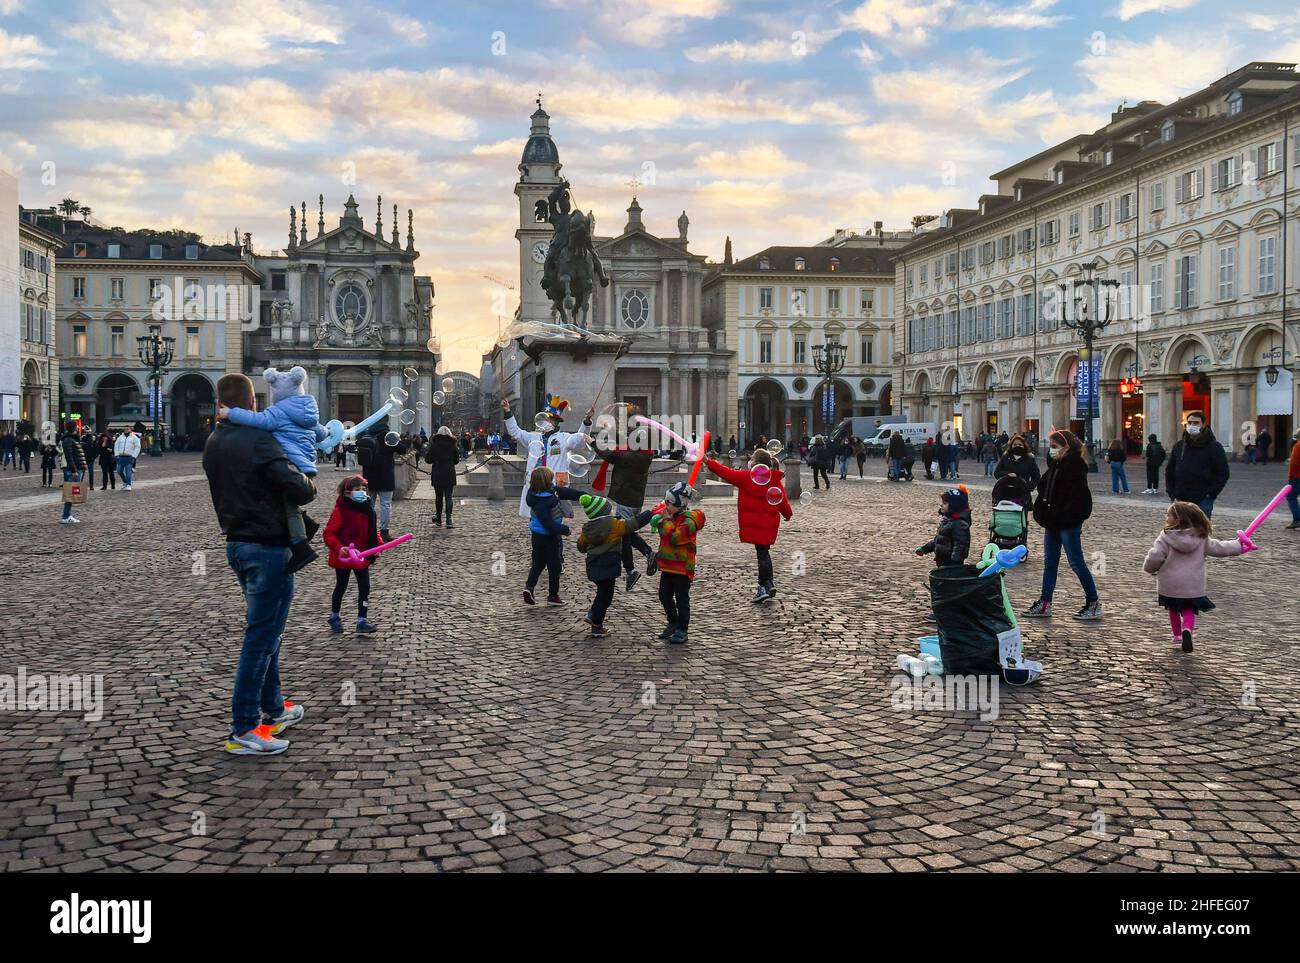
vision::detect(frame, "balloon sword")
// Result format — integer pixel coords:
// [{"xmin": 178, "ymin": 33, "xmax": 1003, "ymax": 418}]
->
[
  {"xmin": 337, "ymin": 532, "xmax": 413, "ymax": 568},
  {"xmin": 1236, "ymin": 483, "xmax": 1292, "ymax": 552}
]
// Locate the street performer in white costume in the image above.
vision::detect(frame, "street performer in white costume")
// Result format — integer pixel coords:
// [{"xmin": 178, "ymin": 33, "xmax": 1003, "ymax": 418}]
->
[{"xmin": 501, "ymin": 393, "xmax": 593, "ymax": 519}]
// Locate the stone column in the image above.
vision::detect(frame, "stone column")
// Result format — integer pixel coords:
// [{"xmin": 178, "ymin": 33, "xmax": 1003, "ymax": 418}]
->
[
  {"xmin": 487, "ymin": 454, "xmax": 505, "ymax": 501},
  {"xmin": 1230, "ymin": 372, "xmax": 1254, "ymax": 460},
  {"xmin": 783, "ymin": 456, "xmax": 802, "ymax": 501}
]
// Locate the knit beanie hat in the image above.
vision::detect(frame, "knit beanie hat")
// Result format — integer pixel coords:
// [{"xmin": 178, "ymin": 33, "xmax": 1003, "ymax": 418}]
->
[
  {"xmin": 943, "ymin": 485, "xmax": 970, "ymax": 515},
  {"xmin": 580, "ymin": 494, "xmax": 610, "ymax": 519},
  {"xmin": 664, "ymin": 481, "xmax": 696, "ymax": 508}
]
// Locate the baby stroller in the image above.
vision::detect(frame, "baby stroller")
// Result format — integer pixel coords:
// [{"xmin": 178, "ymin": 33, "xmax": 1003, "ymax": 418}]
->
[{"xmin": 988, "ymin": 474, "xmax": 1030, "ymax": 551}]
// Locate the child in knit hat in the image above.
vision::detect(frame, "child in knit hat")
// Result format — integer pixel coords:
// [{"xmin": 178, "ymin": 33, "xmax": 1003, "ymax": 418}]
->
[
  {"xmin": 651, "ymin": 481, "xmax": 706, "ymax": 645},
  {"xmin": 575, "ymin": 493, "xmax": 654, "ymax": 637},
  {"xmin": 915, "ymin": 485, "xmax": 972, "ymax": 568}
]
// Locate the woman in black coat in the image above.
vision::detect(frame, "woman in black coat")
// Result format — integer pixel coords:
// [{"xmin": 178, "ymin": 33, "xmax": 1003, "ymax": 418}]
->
[
  {"xmin": 994, "ymin": 433, "xmax": 1040, "ymax": 500},
  {"xmin": 97, "ymin": 433, "xmax": 117, "ymax": 490},
  {"xmin": 424, "ymin": 427, "xmax": 460, "ymax": 528},
  {"xmin": 1024, "ymin": 429, "xmax": 1101, "ymax": 621}
]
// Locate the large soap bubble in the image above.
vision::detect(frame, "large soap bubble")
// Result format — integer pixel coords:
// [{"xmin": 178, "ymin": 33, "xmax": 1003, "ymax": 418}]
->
[
  {"xmin": 384, "ymin": 431, "xmax": 400, "ymax": 447},
  {"xmin": 534, "ymin": 412, "xmax": 555, "ymax": 432},
  {"xmin": 403, "ymin": 366, "xmax": 419, "ymax": 383},
  {"xmin": 765, "ymin": 439, "xmax": 784, "ymax": 456},
  {"xmin": 528, "ymin": 439, "xmax": 544, "ymax": 458},
  {"xmin": 766, "ymin": 485, "xmax": 784, "ymax": 506},
  {"xmin": 432, "ymin": 390, "xmax": 446, "ymax": 406},
  {"xmin": 441, "ymin": 377, "xmax": 455, "ymax": 394},
  {"xmin": 750, "ymin": 464, "xmax": 772, "ymax": 486},
  {"xmin": 399, "ymin": 409, "xmax": 416, "ymax": 426},
  {"xmin": 388, "ymin": 387, "xmax": 408, "ymax": 405}
]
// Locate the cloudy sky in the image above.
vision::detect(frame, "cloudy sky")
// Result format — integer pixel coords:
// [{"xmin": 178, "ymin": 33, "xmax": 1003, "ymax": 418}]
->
[{"xmin": 2, "ymin": 0, "xmax": 1297, "ymax": 371}]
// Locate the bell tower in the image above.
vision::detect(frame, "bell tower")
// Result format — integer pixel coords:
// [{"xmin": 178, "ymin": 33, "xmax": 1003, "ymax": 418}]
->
[{"xmin": 514, "ymin": 96, "xmax": 563, "ymax": 324}]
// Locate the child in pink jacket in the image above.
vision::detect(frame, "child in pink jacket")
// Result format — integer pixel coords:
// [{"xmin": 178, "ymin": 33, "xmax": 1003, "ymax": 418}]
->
[{"xmin": 1142, "ymin": 500, "xmax": 1250, "ymax": 653}]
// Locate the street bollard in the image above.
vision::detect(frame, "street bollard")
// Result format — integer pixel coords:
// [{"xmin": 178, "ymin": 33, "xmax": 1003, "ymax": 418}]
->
[
  {"xmin": 487, "ymin": 454, "xmax": 505, "ymax": 502},
  {"xmin": 783, "ymin": 456, "xmax": 802, "ymax": 502}
]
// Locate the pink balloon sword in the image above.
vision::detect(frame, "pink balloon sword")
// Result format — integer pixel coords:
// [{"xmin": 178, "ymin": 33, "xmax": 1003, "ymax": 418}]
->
[
  {"xmin": 1236, "ymin": 484, "xmax": 1292, "ymax": 552},
  {"xmin": 337, "ymin": 532, "xmax": 414, "ymax": 568}
]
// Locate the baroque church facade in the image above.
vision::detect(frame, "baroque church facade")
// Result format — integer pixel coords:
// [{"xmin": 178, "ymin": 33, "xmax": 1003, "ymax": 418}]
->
[
  {"xmin": 246, "ymin": 194, "xmax": 438, "ymax": 432},
  {"xmin": 510, "ymin": 105, "xmax": 732, "ymax": 431}
]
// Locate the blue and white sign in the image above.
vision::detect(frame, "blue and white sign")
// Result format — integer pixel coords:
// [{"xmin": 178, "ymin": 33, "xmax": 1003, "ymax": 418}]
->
[
  {"xmin": 1075, "ymin": 348, "xmax": 1101, "ymax": 418},
  {"xmin": 822, "ymin": 384, "xmax": 835, "ymax": 424}
]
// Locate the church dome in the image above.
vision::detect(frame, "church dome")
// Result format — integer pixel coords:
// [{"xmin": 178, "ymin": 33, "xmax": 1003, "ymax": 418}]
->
[{"xmin": 521, "ymin": 106, "xmax": 560, "ymax": 166}]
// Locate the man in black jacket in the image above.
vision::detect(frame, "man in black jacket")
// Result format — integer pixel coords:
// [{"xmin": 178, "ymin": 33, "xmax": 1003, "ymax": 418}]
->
[
  {"xmin": 357, "ymin": 420, "xmax": 407, "ymax": 542},
  {"xmin": 591, "ymin": 411, "xmax": 658, "ymax": 589},
  {"xmin": 203, "ymin": 374, "xmax": 316, "ymax": 756},
  {"xmin": 1165, "ymin": 411, "xmax": 1229, "ymax": 517}
]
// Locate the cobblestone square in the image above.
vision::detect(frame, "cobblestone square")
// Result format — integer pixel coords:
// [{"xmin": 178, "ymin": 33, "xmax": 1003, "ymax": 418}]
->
[{"xmin": 1, "ymin": 455, "xmax": 1298, "ymax": 873}]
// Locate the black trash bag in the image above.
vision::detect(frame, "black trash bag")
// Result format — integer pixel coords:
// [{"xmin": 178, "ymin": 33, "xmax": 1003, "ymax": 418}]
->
[{"xmin": 928, "ymin": 564, "xmax": 1012, "ymax": 675}]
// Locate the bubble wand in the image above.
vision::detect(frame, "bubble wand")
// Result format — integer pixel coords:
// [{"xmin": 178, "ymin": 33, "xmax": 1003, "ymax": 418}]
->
[
  {"xmin": 1236, "ymin": 483, "xmax": 1293, "ymax": 552},
  {"xmin": 317, "ymin": 401, "xmax": 395, "ymax": 452}
]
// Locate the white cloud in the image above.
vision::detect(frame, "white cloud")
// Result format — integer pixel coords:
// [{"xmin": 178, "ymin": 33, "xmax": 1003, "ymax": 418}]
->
[
  {"xmin": 187, "ymin": 79, "xmax": 333, "ymax": 148},
  {"xmin": 548, "ymin": 0, "xmax": 731, "ymax": 46},
  {"xmin": 1116, "ymin": 0, "xmax": 1199, "ymax": 21},
  {"xmin": 694, "ymin": 143, "xmax": 807, "ymax": 178},
  {"xmin": 842, "ymin": 0, "xmax": 1065, "ymax": 47},
  {"xmin": 1075, "ymin": 34, "xmax": 1237, "ymax": 107},
  {"xmin": 61, "ymin": 0, "xmax": 343, "ymax": 67},
  {"xmin": 0, "ymin": 28, "xmax": 51, "ymax": 69}
]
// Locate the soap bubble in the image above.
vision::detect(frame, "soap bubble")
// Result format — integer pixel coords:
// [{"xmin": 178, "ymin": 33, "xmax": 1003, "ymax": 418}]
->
[
  {"xmin": 528, "ymin": 440, "xmax": 544, "ymax": 458},
  {"xmin": 534, "ymin": 412, "xmax": 555, "ymax": 431},
  {"xmin": 441, "ymin": 377, "xmax": 455, "ymax": 394},
  {"xmin": 403, "ymin": 366, "xmax": 419, "ymax": 383},
  {"xmin": 399, "ymin": 409, "xmax": 416, "ymax": 426},
  {"xmin": 384, "ymin": 431, "xmax": 400, "ymax": 447},
  {"xmin": 750, "ymin": 464, "xmax": 772, "ymax": 486},
  {"xmin": 389, "ymin": 387, "xmax": 408, "ymax": 405},
  {"xmin": 799, "ymin": 491, "xmax": 812, "ymax": 506},
  {"xmin": 568, "ymin": 452, "xmax": 590, "ymax": 467},
  {"xmin": 765, "ymin": 439, "xmax": 784, "ymax": 456},
  {"xmin": 426, "ymin": 338, "xmax": 438, "ymax": 353},
  {"xmin": 415, "ymin": 401, "xmax": 426, "ymax": 411},
  {"xmin": 567, "ymin": 462, "xmax": 588, "ymax": 479},
  {"xmin": 432, "ymin": 390, "xmax": 446, "ymax": 406},
  {"xmin": 766, "ymin": 486, "xmax": 784, "ymax": 506},
  {"xmin": 728, "ymin": 449, "xmax": 738, "ymax": 459}
]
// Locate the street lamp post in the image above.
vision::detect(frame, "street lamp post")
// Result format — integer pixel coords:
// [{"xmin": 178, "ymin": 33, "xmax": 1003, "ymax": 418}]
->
[
  {"xmin": 1058, "ymin": 261, "xmax": 1120, "ymax": 472},
  {"xmin": 137, "ymin": 332, "xmax": 175, "ymax": 457},
  {"xmin": 812, "ymin": 340, "xmax": 847, "ymax": 436}
]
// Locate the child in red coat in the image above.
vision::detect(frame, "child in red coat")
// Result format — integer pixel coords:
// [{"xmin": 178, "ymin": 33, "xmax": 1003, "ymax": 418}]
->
[
  {"xmin": 706, "ymin": 448, "xmax": 792, "ymax": 603},
  {"xmin": 323, "ymin": 475, "xmax": 381, "ymax": 634}
]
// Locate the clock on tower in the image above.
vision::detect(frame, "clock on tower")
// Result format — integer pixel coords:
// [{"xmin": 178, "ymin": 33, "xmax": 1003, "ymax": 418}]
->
[{"xmin": 514, "ymin": 101, "xmax": 563, "ymax": 324}]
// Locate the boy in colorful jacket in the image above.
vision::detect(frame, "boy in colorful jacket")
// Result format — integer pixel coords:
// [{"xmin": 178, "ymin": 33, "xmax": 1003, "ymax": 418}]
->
[
  {"xmin": 651, "ymin": 481, "xmax": 706, "ymax": 645},
  {"xmin": 576, "ymin": 493, "xmax": 654, "ymax": 637}
]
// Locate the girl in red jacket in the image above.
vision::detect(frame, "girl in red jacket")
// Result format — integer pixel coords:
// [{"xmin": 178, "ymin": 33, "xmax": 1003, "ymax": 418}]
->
[
  {"xmin": 706, "ymin": 448, "xmax": 792, "ymax": 603},
  {"xmin": 323, "ymin": 475, "xmax": 380, "ymax": 634}
]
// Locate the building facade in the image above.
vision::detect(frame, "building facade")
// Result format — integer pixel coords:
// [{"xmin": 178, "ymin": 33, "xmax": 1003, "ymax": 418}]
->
[
  {"xmin": 703, "ymin": 230, "xmax": 911, "ymax": 448},
  {"xmin": 45, "ymin": 216, "xmax": 261, "ymax": 442},
  {"xmin": 508, "ymin": 105, "xmax": 731, "ymax": 429},
  {"xmin": 893, "ymin": 61, "xmax": 1300, "ymax": 457},
  {"xmin": 246, "ymin": 194, "xmax": 437, "ymax": 434},
  {"xmin": 18, "ymin": 209, "xmax": 59, "ymax": 428}
]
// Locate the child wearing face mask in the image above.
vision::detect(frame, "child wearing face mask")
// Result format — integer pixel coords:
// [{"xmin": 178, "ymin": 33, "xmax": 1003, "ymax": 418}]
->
[{"xmin": 323, "ymin": 475, "xmax": 381, "ymax": 634}]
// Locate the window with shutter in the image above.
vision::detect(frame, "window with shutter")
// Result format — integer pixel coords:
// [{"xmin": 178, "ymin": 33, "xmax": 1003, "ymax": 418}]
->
[
  {"xmin": 1150, "ymin": 261, "xmax": 1165, "ymax": 313},
  {"xmin": 1258, "ymin": 235, "xmax": 1277, "ymax": 293},
  {"xmin": 1150, "ymin": 181, "xmax": 1165, "ymax": 211}
]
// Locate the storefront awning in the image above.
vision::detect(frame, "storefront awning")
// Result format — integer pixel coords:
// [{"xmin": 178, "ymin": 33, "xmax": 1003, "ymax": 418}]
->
[{"xmin": 1257, "ymin": 367, "xmax": 1293, "ymax": 417}]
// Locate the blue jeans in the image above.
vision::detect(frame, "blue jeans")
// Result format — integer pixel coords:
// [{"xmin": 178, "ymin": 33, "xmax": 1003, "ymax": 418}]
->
[
  {"xmin": 226, "ymin": 542, "xmax": 295, "ymax": 735},
  {"xmin": 887, "ymin": 458, "xmax": 900, "ymax": 480},
  {"xmin": 948, "ymin": 451, "xmax": 960, "ymax": 475},
  {"xmin": 1200, "ymin": 497, "xmax": 1215, "ymax": 518},
  {"xmin": 376, "ymin": 490, "xmax": 393, "ymax": 529},
  {"xmin": 984, "ymin": 457, "xmax": 996, "ymax": 475},
  {"xmin": 1040, "ymin": 525, "xmax": 1098, "ymax": 604},
  {"xmin": 1287, "ymin": 479, "xmax": 1300, "ymax": 522},
  {"xmin": 1110, "ymin": 461, "xmax": 1129, "ymax": 493},
  {"xmin": 837, "ymin": 455, "xmax": 849, "ymax": 478},
  {"xmin": 62, "ymin": 468, "xmax": 83, "ymax": 518},
  {"xmin": 116, "ymin": 455, "xmax": 134, "ymax": 486}
]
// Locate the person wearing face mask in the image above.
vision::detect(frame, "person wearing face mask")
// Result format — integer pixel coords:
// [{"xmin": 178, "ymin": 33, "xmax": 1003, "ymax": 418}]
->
[
  {"xmin": 994, "ymin": 432, "xmax": 1040, "ymax": 505},
  {"xmin": 1024, "ymin": 429, "xmax": 1102, "ymax": 621},
  {"xmin": 1165, "ymin": 410, "xmax": 1229, "ymax": 518},
  {"xmin": 323, "ymin": 475, "xmax": 381, "ymax": 634}
]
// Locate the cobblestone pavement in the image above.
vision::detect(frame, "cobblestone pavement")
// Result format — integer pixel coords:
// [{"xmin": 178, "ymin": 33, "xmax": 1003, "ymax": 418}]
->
[{"xmin": 1, "ymin": 463, "xmax": 1298, "ymax": 873}]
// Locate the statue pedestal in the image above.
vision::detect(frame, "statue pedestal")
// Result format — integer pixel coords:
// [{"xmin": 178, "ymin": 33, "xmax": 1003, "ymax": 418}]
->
[
  {"xmin": 515, "ymin": 334, "xmax": 624, "ymax": 422},
  {"xmin": 486, "ymin": 454, "xmax": 505, "ymax": 502},
  {"xmin": 782, "ymin": 457, "xmax": 803, "ymax": 502}
]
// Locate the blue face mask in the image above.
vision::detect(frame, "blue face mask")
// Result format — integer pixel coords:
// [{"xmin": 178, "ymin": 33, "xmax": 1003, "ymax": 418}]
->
[{"xmin": 350, "ymin": 490, "xmax": 369, "ymax": 504}]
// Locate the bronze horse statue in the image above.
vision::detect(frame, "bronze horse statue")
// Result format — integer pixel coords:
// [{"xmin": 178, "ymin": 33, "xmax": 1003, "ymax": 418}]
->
[{"xmin": 541, "ymin": 182, "xmax": 609, "ymax": 330}]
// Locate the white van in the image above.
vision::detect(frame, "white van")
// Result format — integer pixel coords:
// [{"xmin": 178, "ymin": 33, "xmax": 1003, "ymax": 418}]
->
[{"xmin": 863, "ymin": 422, "xmax": 936, "ymax": 452}]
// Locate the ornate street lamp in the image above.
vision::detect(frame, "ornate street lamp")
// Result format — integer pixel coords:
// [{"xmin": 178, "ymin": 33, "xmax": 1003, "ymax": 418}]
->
[
  {"xmin": 812, "ymin": 340, "xmax": 847, "ymax": 434},
  {"xmin": 1058, "ymin": 260, "xmax": 1120, "ymax": 471},
  {"xmin": 137, "ymin": 331, "xmax": 175, "ymax": 457}
]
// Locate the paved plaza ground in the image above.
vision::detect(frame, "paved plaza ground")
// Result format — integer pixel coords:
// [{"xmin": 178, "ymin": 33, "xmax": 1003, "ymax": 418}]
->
[{"xmin": 1, "ymin": 453, "xmax": 1298, "ymax": 872}]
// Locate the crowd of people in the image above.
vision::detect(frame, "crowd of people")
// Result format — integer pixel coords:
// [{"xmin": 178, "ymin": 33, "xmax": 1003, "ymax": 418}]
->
[{"xmin": 186, "ymin": 362, "xmax": 1300, "ymax": 758}]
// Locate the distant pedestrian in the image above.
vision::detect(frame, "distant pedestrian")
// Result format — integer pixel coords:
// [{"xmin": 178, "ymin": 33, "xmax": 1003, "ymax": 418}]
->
[
  {"xmin": 114, "ymin": 427, "xmax": 141, "ymax": 491},
  {"xmin": 424, "ymin": 425, "xmax": 460, "ymax": 528},
  {"xmin": 1256, "ymin": 427, "xmax": 1272, "ymax": 464},
  {"xmin": 1142, "ymin": 434, "xmax": 1166, "ymax": 495},
  {"xmin": 1165, "ymin": 411, "xmax": 1229, "ymax": 518},
  {"xmin": 97, "ymin": 433, "xmax": 117, "ymax": 490},
  {"xmin": 981, "ymin": 438, "xmax": 999, "ymax": 476},
  {"xmin": 40, "ymin": 440, "xmax": 58, "ymax": 487},
  {"xmin": 59, "ymin": 423, "xmax": 86, "ymax": 524},
  {"xmin": 1105, "ymin": 438, "xmax": 1130, "ymax": 494},
  {"xmin": 17, "ymin": 433, "xmax": 34, "ymax": 472}
]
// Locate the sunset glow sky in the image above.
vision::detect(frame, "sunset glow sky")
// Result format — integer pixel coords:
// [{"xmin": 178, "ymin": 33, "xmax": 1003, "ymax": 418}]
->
[{"xmin": 2, "ymin": 0, "xmax": 1296, "ymax": 370}]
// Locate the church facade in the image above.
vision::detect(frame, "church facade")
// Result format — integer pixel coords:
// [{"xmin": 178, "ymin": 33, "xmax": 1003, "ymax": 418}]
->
[
  {"xmin": 246, "ymin": 194, "xmax": 437, "ymax": 432},
  {"xmin": 508, "ymin": 105, "xmax": 732, "ymax": 432}
]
